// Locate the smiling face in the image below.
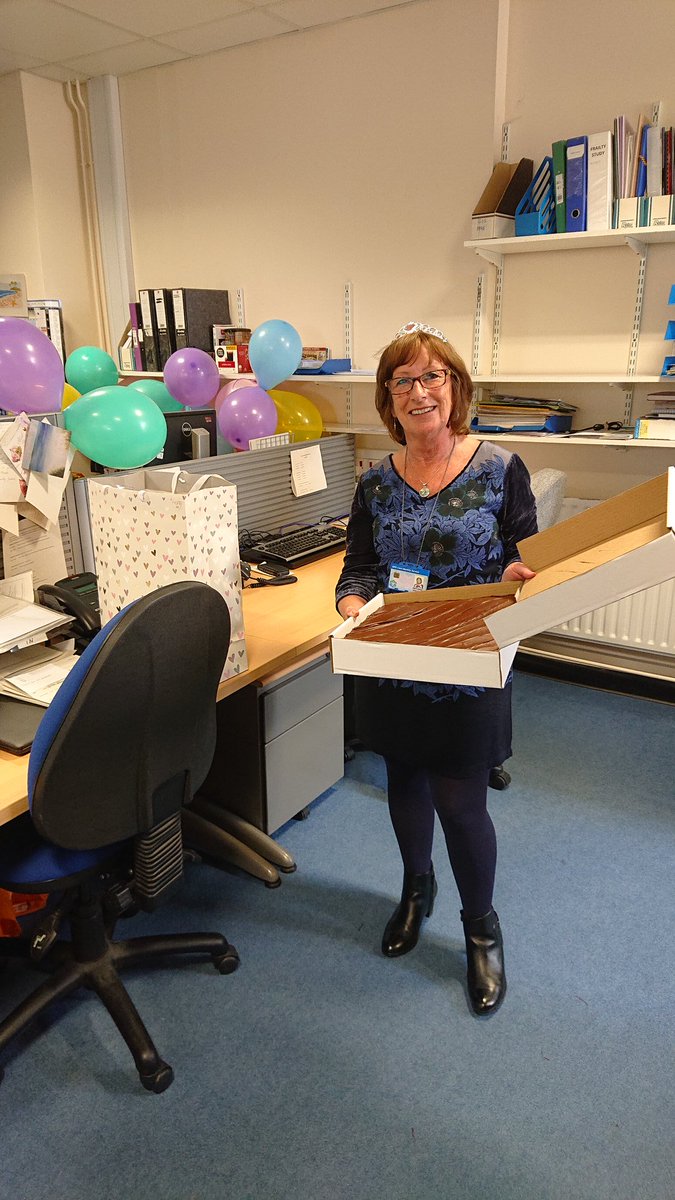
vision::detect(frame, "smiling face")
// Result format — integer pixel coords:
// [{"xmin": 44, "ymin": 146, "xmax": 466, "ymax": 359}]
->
[{"xmin": 389, "ymin": 350, "xmax": 454, "ymax": 447}]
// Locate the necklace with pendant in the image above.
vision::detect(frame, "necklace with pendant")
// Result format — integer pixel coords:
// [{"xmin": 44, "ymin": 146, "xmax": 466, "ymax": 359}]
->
[{"xmin": 405, "ymin": 440, "xmax": 455, "ymax": 499}]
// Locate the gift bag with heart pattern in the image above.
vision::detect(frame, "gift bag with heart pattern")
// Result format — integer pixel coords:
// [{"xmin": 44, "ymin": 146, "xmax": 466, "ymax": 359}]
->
[{"xmin": 87, "ymin": 468, "xmax": 247, "ymax": 681}]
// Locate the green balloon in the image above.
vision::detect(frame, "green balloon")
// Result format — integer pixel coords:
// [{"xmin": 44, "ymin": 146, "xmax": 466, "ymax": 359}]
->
[
  {"xmin": 65, "ymin": 345, "xmax": 119, "ymax": 395},
  {"xmin": 66, "ymin": 385, "xmax": 167, "ymax": 468},
  {"xmin": 127, "ymin": 377, "xmax": 183, "ymax": 413}
]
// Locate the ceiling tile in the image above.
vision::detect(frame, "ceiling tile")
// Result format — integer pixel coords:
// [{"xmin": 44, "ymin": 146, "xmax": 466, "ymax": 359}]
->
[
  {"xmin": 0, "ymin": 0, "xmax": 136, "ymax": 60},
  {"xmin": 61, "ymin": 39, "xmax": 190, "ymax": 78},
  {"xmin": 0, "ymin": 47, "xmax": 47, "ymax": 73},
  {"xmin": 29, "ymin": 62, "xmax": 89, "ymax": 82},
  {"xmin": 265, "ymin": 0, "xmax": 408, "ymax": 28},
  {"xmin": 54, "ymin": 0, "xmax": 253, "ymax": 39},
  {"xmin": 159, "ymin": 7, "xmax": 298, "ymax": 54}
]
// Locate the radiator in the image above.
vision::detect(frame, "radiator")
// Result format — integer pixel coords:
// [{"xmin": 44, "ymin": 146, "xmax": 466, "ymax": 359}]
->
[{"xmin": 551, "ymin": 580, "xmax": 675, "ymax": 655}]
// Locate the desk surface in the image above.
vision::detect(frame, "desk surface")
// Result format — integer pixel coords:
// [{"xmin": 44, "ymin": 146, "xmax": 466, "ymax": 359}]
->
[{"xmin": 0, "ymin": 553, "xmax": 343, "ymax": 827}]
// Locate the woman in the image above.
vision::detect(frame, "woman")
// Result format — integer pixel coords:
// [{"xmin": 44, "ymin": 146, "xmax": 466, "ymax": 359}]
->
[{"xmin": 336, "ymin": 322, "xmax": 537, "ymax": 1016}]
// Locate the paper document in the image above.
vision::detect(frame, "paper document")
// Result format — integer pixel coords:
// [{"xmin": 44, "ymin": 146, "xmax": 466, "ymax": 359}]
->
[
  {"xmin": 2, "ymin": 520, "xmax": 67, "ymax": 588},
  {"xmin": 0, "ymin": 572, "xmax": 34, "ymax": 602},
  {"xmin": 2, "ymin": 653, "xmax": 78, "ymax": 706},
  {"xmin": 290, "ymin": 445, "xmax": 327, "ymax": 497},
  {"xmin": 0, "ymin": 594, "xmax": 71, "ymax": 654}
]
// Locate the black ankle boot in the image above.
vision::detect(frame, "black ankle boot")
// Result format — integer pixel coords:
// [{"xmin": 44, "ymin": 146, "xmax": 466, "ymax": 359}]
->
[
  {"xmin": 381, "ymin": 866, "xmax": 437, "ymax": 957},
  {"xmin": 461, "ymin": 907, "xmax": 506, "ymax": 1016}
]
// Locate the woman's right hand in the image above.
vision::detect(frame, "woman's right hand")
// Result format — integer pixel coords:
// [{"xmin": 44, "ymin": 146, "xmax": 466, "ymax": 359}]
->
[{"xmin": 338, "ymin": 595, "xmax": 366, "ymax": 621}]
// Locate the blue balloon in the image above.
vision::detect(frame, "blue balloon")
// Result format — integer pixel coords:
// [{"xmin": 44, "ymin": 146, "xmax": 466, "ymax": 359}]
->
[{"xmin": 248, "ymin": 320, "xmax": 302, "ymax": 391}]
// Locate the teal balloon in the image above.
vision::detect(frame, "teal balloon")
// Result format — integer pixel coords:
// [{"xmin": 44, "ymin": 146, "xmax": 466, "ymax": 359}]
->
[
  {"xmin": 65, "ymin": 345, "xmax": 119, "ymax": 395},
  {"xmin": 65, "ymin": 385, "xmax": 167, "ymax": 468},
  {"xmin": 127, "ymin": 377, "xmax": 183, "ymax": 412}
]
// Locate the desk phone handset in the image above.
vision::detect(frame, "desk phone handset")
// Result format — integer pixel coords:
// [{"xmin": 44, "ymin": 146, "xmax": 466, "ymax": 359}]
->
[
  {"xmin": 37, "ymin": 572, "xmax": 102, "ymax": 645},
  {"xmin": 239, "ymin": 548, "xmax": 290, "ymax": 577}
]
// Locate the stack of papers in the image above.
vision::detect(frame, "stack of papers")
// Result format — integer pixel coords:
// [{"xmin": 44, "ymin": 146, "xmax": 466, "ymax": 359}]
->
[
  {"xmin": 0, "ymin": 593, "xmax": 72, "ymax": 654},
  {"xmin": 0, "ymin": 643, "xmax": 78, "ymax": 707},
  {"xmin": 473, "ymin": 394, "xmax": 577, "ymax": 433}
]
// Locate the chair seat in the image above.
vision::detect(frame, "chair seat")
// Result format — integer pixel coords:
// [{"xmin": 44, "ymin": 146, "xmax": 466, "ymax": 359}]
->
[{"xmin": 0, "ymin": 812, "xmax": 127, "ymax": 893}]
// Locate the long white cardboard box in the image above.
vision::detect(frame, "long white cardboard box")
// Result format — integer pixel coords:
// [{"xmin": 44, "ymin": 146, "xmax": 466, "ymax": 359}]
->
[{"xmin": 330, "ymin": 468, "xmax": 675, "ymax": 689}]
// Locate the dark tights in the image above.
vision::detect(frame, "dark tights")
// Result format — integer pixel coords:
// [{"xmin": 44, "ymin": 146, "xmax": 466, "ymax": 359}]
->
[{"xmin": 384, "ymin": 758, "xmax": 496, "ymax": 919}]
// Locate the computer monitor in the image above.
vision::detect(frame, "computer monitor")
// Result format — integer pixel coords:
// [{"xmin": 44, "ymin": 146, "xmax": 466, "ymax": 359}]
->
[{"xmin": 149, "ymin": 408, "xmax": 218, "ymax": 466}]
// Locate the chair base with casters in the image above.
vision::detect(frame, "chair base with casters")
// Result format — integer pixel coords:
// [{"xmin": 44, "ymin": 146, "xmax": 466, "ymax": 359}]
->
[
  {"xmin": 488, "ymin": 765, "xmax": 511, "ymax": 791},
  {"xmin": 183, "ymin": 799, "xmax": 296, "ymax": 889},
  {"xmin": 0, "ymin": 812, "xmax": 239, "ymax": 1093}
]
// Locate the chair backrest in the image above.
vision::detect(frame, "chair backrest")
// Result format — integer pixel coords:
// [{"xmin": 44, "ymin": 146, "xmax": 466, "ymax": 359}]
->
[{"xmin": 28, "ymin": 582, "xmax": 231, "ymax": 851}]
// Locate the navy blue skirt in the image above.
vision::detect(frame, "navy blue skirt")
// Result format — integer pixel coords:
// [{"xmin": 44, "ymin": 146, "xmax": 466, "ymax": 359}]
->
[{"xmin": 352, "ymin": 676, "xmax": 512, "ymax": 778}]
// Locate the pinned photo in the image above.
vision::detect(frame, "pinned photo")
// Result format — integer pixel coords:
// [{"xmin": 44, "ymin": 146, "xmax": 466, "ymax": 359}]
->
[{"xmin": 22, "ymin": 420, "xmax": 71, "ymax": 478}]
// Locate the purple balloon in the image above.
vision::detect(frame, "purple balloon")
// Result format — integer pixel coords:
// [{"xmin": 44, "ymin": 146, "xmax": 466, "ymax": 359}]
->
[
  {"xmin": 163, "ymin": 347, "xmax": 220, "ymax": 410},
  {"xmin": 0, "ymin": 316, "xmax": 65, "ymax": 414},
  {"xmin": 216, "ymin": 385, "xmax": 278, "ymax": 451}
]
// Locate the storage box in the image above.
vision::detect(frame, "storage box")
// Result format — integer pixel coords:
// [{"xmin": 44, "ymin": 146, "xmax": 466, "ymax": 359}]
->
[
  {"xmin": 471, "ymin": 159, "xmax": 534, "ymax": 239},
  {"xmin": 515, "ymin": 157, "xmax": 556, "ymax": 236},
  {"xmin": 212, "ymin": 325, "xmax": 251, "ymax": 348},
  {"xmin": 331, "ymin": 469, "xmax": 675, "ymax": 688},
  {"xmin": 215, "ymin": 343, "xmax": 251, "ymax": 372}
]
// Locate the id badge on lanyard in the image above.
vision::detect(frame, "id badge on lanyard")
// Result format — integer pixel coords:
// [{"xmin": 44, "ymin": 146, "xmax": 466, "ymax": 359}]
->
[{"xmin": 388, "ymin": 562, "xmax": 430, "ymax": 592}]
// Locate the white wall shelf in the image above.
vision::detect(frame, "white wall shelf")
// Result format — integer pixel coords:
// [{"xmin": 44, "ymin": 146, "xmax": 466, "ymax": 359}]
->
[
  {"xmin": 465, "ymin": 226, "xmax": 675, "ymax": 261},
  {"xmin": 474, "ymin": 374, "xmax": 665, "ymax": 385}
]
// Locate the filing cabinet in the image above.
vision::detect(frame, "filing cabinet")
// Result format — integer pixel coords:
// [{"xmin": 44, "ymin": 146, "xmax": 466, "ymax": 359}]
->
[{"xmin": 200, "ymin": 651, "xmax": 344, "ymax": 834}]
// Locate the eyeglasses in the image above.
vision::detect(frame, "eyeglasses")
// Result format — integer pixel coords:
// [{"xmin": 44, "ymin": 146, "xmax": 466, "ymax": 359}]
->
[{"xmin": 385, "ymin": 368, "xmax": 453, "ymax": 395}]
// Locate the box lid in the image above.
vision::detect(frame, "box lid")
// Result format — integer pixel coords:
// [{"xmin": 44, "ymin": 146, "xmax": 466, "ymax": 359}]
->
[
  {"xmin": 472, "ymin": 158, "xmax": 534, "ymax": 218},
  {"xmin": 485, "ymin": 469, "xmax": 675, "ymax": 646}
]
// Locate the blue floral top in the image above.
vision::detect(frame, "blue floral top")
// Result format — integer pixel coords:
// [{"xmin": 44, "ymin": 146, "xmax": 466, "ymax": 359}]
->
[{"xmin": 335, "ymin": 441, "xmax": 537, "ymax": 701}]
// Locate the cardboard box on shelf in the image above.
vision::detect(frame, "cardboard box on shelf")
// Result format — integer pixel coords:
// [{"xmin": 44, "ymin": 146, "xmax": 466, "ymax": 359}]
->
[
  {"xmin": 331, "ymin": 469, "xmax": 675, "ymax": 688},
  {"xmin": 212, "ymin": 325, "xmax": 251, "ymax": 348},
  {"xmin": 215, "ymin": 343, "xmax": 251, "ymax": 372},
  {"xmin": 471, "ymin": 158, "xmax": 534, "ymax": 239}
]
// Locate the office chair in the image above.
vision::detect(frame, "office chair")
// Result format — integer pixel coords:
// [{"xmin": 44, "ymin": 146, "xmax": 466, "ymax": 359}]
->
[{"xmin": 0, "ymin": 581, "xmax": 239, "ymax": 1093}]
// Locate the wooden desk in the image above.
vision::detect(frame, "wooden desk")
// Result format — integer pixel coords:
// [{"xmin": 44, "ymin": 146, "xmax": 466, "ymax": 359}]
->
[{"xmin": 0, "ymin": 553, "xmax": 343, "ymax": 828}]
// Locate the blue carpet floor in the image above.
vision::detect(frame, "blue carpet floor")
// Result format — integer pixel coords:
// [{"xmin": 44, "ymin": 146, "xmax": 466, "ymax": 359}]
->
[{"xmin": 1, "ymin": 671, "xmax": 673, "ymax": 1200}]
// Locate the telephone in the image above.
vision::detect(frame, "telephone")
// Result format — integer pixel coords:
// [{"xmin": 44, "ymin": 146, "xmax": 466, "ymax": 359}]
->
[{"xmin": 37, "ymin": 572, "xmax": 101, "ymax": 648}]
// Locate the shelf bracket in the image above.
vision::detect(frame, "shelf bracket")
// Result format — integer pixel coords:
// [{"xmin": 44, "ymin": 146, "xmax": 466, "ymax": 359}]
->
[
  {"xmin": 473, "ymin": 247, "xmax": 504, "ymax": 268},
  {"xmin": 624, "ymin": 236, "xmax": 645, "ymax": 256}
]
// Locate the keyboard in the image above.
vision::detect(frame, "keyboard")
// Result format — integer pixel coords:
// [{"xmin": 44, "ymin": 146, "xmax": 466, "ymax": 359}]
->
[{"xmin": 248, "ymin": 524, "xmax": 346, "ymax": 566}]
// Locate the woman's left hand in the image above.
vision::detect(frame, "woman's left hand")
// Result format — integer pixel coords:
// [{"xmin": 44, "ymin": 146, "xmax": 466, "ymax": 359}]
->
[{"xmin": 502, "ymin": 560, "xmax": 536, "ymax": 583}]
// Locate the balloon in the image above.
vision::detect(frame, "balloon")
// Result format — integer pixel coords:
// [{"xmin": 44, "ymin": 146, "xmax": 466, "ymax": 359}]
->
[
  {"xmin": 215, "ymin": 384, "xmax": 278, "ymax": 451},
  {"xmin": 270, "ymin": 388, "xmax": 323, "ymax": 442},
  {"xmin": 0, "ymin": 316, "xmax": 65, "ymax": 414},
  {"xmin": 248, "ymin": 320, "xmax": 302, "ymax": 391},
  {"xmin": 217, "ymin": 376, "xmax": 257, "ymax": 401},
  {"xmin": 163, "ymin": 347, "xmax": 220, "ymax": 409},
  {"xmin": 65, "ymin": 385, "xmax": 167, "ymax": 469},
  {"xmin": 65, "ymin": 345, "xmax": 118, "ymax": 395},
  {"xmin": 126, "ymin": 377, "xmax": 183, "ymax": 412},
  {"xmin": 62, "ymin": 382, "xmax": 80, "ymax": 408}
]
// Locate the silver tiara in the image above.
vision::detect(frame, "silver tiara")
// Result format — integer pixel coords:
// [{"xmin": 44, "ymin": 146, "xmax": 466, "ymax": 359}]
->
[{"xmin": 393, "ymin": 321, "xmax": 449, "ymax": 344}]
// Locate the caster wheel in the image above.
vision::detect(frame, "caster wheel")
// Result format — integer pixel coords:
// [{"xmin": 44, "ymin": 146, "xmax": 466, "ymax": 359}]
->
[
  {"xmin": 488, "ymin": 767, "xmax": 511, "ymax": 791},
  {"xmin": 344, "ymin": 745, "xmax": 355, "ymax": 762},
  {"xmin": 214, "ymin": 949, "xmax": 240, "ymax": 974},
  {"xmin": 293, "ymin": 807, "xmax": 310, "ymax": 821},
  {"xmin": 140, "ymin": 1061, "xmax": 174, "ymax": 1093}
]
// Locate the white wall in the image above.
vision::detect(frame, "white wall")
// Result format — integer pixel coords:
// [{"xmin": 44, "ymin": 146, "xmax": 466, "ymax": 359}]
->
[
  {"xmin": 118, "ymin": 0, "xmax": 499, "ymax": 372},
  {"xmin": 0, "ymin": 72, "xmax": 101, "ymax": 355}
]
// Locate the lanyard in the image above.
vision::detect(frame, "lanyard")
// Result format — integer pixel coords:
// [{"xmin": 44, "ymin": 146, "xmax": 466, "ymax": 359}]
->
[{"xmin": 399, "ymin": 438, "xmax": 455, "ymax": 565}]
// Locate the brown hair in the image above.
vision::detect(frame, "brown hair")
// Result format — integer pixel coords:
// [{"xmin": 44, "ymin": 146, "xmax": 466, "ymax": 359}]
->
[{"xmin": 374, "ymin": 331, "xmax": 473, "ymax": 445}]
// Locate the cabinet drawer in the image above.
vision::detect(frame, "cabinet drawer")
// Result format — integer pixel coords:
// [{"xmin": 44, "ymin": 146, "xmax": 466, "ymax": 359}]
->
[
  {"xmin": 264, "ymin": 697, "xmax": 344, "ymax": 833},
  {"xmin": 262, "ymin": 653, "xmax": 342, "ymax": 742}
]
